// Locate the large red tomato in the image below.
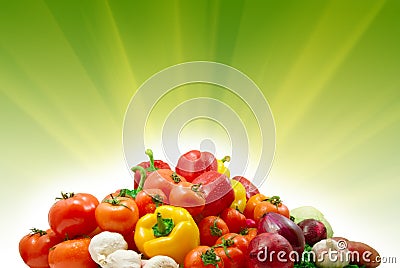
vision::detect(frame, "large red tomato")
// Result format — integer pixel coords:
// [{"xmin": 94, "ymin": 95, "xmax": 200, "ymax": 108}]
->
[
  {"xmin": 48, "ymin": 238, "xmax": 97, "ymax": 268},
  {"xmin": 95, "ymin": 196, "xmax": 139, "ymax": 235},
  {"xmin": 48, "ymin": 192, "xmax": 99, "ymax": 239},
  {"xmin": 19, "ymin": 228, "xmax": 63, "ymax": 268}
]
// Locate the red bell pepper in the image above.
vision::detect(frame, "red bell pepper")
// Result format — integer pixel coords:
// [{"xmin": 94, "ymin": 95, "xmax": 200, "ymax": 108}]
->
[
  {"xmin": 133, "ymin": 149, "xmax": 171, "ymax": 187},
  {"xmin": 192, "ymin": 171, "xmax": 235, "ymax": 219},
  {"xmin": 175, "ymin": 150, "xmax": 218, "ymax": 182}
]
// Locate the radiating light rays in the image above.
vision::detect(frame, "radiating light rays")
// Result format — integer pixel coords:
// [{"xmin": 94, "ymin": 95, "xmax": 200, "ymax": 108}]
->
[
  {"xmin": 271, "ymin": 0, "xmax": 386, "ymax": 143},
  {"xmin": 0, "ymin": 0, "xmax": 132, "ymax": 164}
]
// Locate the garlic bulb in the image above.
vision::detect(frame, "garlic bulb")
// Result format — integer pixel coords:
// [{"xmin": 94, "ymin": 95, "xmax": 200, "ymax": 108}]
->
[
  {"xmin": 102, "ymin": 249, "xmax": 141, "ymax": 268},
  {"xmin": 142, "ymin": 255, "xmax": 179, "ymax": 268},
  {"xmin": 88, "ymin": 231, "xmax": 128, "ymax": 265},
  {"xmin": 312, "ymin": 239, "xmax": 350, "ymax": 268}
]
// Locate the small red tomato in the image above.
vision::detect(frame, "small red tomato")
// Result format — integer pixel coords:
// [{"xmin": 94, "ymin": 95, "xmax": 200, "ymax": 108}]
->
[
  {"xmin": 95, "ymin": 196, "xmax": 139, "ymax": 235},
  {"xmin": 19, "ymin": 228, "xmax": 63, "ymax": 268},
  {"xmin": 169, "ymin": 182, "xmax": 206, "ymax": 216},
  {"xmin": 184, "ymin": 246, "xmax": 224, "ymax": 268},
  {"xmin": 215, "ymin": 233, "xmax": 249, "ymax": 256},
  {"xmin": 135, "ymin": 189, "xmax": 167, "ymax": 217},
  {"xmin": 48, "ymin": 238, "xmax": 97, "ymax": 268},
  {"xmin": 240, "ymin": 227, "xmax": 258, "ymax": 243},
  {"xmin": 220, "ymin": 208, "xmax": 247, "ymax": 233},
  {"xmin": 198, "ymin": 216, "xmax": 230, "ymax": 246},
  {"xmin": 48, "ymin": 192, "xmax": 99, "ymax": 239},
  {"xmin": 253, "ymin": 195, "xmax": 290, "ymax": 222},
  {"xmin": 214, "ymin": 246, "xmax": 244, "ymax": 268}
]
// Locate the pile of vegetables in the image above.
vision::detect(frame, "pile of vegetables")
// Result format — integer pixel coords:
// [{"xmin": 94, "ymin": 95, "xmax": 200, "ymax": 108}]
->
[{"xmin": 19, "ymin": 149, "xmax": 381, "ymax": 268}]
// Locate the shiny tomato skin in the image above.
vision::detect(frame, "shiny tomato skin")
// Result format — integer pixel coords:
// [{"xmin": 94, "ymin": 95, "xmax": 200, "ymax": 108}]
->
[
  {"xmin": 135, "ymin": 189, "xmax": 167, "ymax": 217},
  {"xmin": 169, "ymin": 181, "xmax": 205, "ymax": 216},
  {"xmin": 220, "ymin": 208, "xmax": 247, "ymax": 234},
  {"xmin": 143, "ymin": 169, "xmax": 186, "ymax": 197},
  {"xmin": 184, "ymin": 246, "xmax": 224, "ymax": 268},
  {"xmin": 48, "ymin": 238, "xmax": 97, "ymax": 268},
  {"xmin": 48, "ymin": 193, "xmax": 99, "ymax": 239},
  {"xmin": 192, "ymin": 171, "xmax": 235, "ymax": 217},
  {"xmin": 19, "ymin": 229, "xmax": 63, "ymax": 268},
  {"xmin": 214, "ymin": 246, "xmax": 244, "ymax": 268},
  {"xmin": 199, "ymin": 216, "xmax": 230, "ymax": 246},
  {"xmin": 253, "ymin": 198, "xmax": 290, "ymax": 222},
  {"xmin": 175, "ymin": 150, "xmax": 218, "ymax": 182},
  {"xmin": 215, "ymin": 233, "xmax": 249, "ymax": 256},
  {"xmin": 241, "ymin": 227, "xmax": 258, "ymax": 243},
  {"xmin": 244, "ymin": 194, "xmax": 267, "ymax": 219},
  {"xmin": 95, "ymin": 196, "xmax": 139, "ymax": 235}
]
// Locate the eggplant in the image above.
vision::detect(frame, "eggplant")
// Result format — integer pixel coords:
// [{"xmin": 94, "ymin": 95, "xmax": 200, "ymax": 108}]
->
[{"xmin": 258, "ymin": 212, "xmax": 305, "ymax": 257}]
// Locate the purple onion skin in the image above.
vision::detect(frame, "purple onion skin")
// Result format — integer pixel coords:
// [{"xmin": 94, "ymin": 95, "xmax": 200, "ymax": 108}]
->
[{"xmin": 258, "ymin": 212, "xmax": 305, "ymax": 256}]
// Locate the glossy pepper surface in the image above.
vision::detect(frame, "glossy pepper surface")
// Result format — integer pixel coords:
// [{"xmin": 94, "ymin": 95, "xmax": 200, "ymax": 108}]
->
[
  {"xmin": 217, "ymin": 156, "xmax": 231, "ymax": 178},
  {"xmin": 230, "ymin": 180, "xmax": 247, "ymax": 213},
  {"xmin": 134, "ymin": 205, "xmax": 200, "ymax": 264}
]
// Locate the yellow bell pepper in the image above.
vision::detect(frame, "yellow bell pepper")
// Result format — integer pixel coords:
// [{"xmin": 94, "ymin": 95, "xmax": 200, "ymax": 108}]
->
[
  {"xmin": 134, "ymin": 205, "xmax": 200, "ymax": 264},
  {"xmin": 230, "ymin": 180, "xmax": 247, "ymax": 212},
  {"xmin": 217, "ymin": 156, "xmax": 231, "ymax": 178}
]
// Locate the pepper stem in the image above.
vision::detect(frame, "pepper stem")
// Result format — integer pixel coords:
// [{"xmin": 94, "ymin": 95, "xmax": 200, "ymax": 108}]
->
[
  {"xmin": 152, "ymin": 212, "xmax": 174, "ymax": 237},
  {"xmin": 221, "ymin": 156, "xmax": 231, "ymax": 163},
  {"xmin": 145, "ymin": 149, "xmax": 157, "ymax": 172},
  {"xmin": 131, "ymin": 165, "xmax": 147, "ymax": 192}
]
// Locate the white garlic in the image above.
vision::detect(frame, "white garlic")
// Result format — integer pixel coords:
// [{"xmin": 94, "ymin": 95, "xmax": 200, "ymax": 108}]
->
[
  {"xmin": 312, "ymin": 239, "xmax": 350, "ymax": 268},
  {"xmin": 88, "ymin": 231, "xmax": 128, "ymax": 265},
  {"xmin": 142, "ymin": 255, "xmax": 179, "ymax": 268},
  {"xmin": 102, "ymin": 249, "xmax": 142, "ymax": 268}
]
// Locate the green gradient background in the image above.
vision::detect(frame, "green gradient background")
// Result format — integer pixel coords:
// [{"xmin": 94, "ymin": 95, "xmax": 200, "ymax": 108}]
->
[{"xmin": 1, "ymin": 0, "xmax": 399, "ymax": 266}]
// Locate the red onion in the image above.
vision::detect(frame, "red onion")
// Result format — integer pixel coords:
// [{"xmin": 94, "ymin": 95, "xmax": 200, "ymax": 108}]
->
[{"xmin": 258, "ymin": 212, "xmax": 305, "ymax": 257}]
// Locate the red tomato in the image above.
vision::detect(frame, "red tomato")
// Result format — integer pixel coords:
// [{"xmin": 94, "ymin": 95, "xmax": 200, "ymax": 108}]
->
[
  {"xmin": 240, "ymin": 227, "xmax": 258, "ymax": 243},
  {"xmin": 215, "ymin": 233, "xmax": 249, "ymax": 256},
  {"xmin": 244, "ymin": 193, "xmax": 267, "ymax": 219},
  {"xmin": 175, "ymin": 150, "xmax": 218, "ymax": 182},
  {"xmin": 123, "ymin": 230, "xmax": 138, "ymax": 251},
  {"xmin": 48, "ymin": 192, "xmax": 99, "ymax": 239},
  {"xmin": 169, "ymin": 182, "xmax": 205, "ymax": 216},
  {"xmin": 198, "ymin": 216, "xmax": 230, "ymax": 246},
  {"xmin": 220, "ymin": 208, "xmax": 247, "ymax": 233},
  {"xmin": 214, "ymin": 246, "xmax": 244, "ymax": 268},
  {"xmin": 135, "ymin": 189, "xmax": 167, "ymax": 217},
  {"xmin": 253, "ymin": 196, "xmax": 290, "ymax": 222},
  {"xmin": 19, "ymin": 228, "xmax": 63, "ymax": 268},
  {"xmin": 143, "ymin": 169, "xmax": 186, "ymax": 197},
  {"xmin": 95, "ymin": 196, "xmax": 139, "ymax": 234},
  {"xmin": 48, "ymin": 238, "xmax": 97, "ymax": 268},
  {"xmin": 184, "ymin": 246, "xmax": 224, "ymax": 268},
  {"xmin": 192, "ymin": 171, "xmax": 235, "ymax": 217}
]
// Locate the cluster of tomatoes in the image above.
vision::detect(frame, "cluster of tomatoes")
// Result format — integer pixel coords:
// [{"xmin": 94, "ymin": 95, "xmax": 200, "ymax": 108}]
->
[{"xmin": 19, "ymin": 149, "xmax": 291, "ymax": 268}]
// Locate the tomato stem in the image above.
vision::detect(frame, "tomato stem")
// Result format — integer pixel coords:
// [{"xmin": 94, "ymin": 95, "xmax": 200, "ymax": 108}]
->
[
  {"xmin": 55, "ymin": 192, "xmax": 74, "ymax": 200},
  {"xmin": 171, "ymin": 172, "xmax": 181, "ymax": 183},
  {"xmin": 266, "ymin": 195, "xmax": 282, "ymax": 207},
  {"xmin": 29, "ymin": 228, "xmax": 47, "ymax": 236},
  {"xmin": 210, "ymin": 217, "xmax": 223, "ymax": 237},
  {"xmin": 201, "ymin": 248, "xmax": 220, "ymax": 267}
]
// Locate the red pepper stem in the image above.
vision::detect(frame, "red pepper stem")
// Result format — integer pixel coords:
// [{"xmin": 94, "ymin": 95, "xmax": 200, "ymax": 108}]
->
[
  {"xmin": 145, "ymin": 149, "xmax": 156, "ymax": 171},
  {"xmin": 131, "ymin": 165, "xmax": 147, "ymax": 191}
]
